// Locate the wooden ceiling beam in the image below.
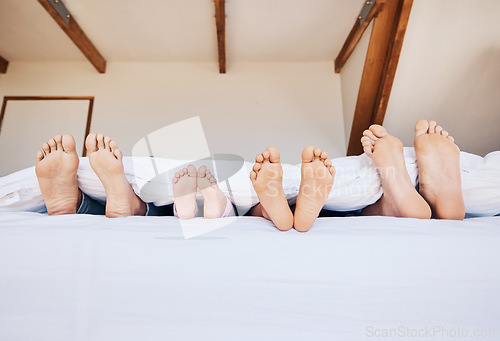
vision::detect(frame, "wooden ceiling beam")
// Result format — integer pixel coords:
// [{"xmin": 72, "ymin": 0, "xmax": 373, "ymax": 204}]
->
[
  {"xmin": 214, "ymin": 0, "xmax": 226, "ymax": 74},
  {"xmin": 38, "ymin": 0, "xmax": 106, "ymax": 73},
  {"xmin": 0, "ymin": 55, "xmax": 8, "ymax": 73},
  {"xmin": 346, "ymin": 0, "xmax": 413, "ymax": 156},
  {"xmin": 335, "ymin": 1, "xmax": 385, "ymax": 73}
]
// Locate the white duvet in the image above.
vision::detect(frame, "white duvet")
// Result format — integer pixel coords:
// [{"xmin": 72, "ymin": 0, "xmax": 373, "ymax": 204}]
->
[
  {"xmin": 0, "ymin": 213, "xmax": 499, "ymax": 340},
  {"xmin": 1, "ymin": 148, "xmax": 500, "ymax": 216}
]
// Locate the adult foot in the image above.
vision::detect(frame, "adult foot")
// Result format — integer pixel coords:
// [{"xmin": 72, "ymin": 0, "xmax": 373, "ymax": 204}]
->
[
  {"xmin": 294, "ymin": 146, "xmax": 336, "ymax": 232},
  {"xmin": 197, "ymin": 166, "xmax": 228, "ymax": 219},
  {"xmin": 360, "ymin": 125, "xmax": 431, "ymax": 219},
  {"xmin": 86, "ymin": 133, "xmax": 146, "ymax": 218},
  {"xmin": 250, "ymin": 146, "xmax": 293, "ymax": 231},
  {"xmin": 172, "ymin": 165, "xmax": 198, "ymax": 219},
  {"xmin": 35, "ymin": 134, "xmax": 81, "ymax": 215},
  {"xmin": 414, "ymin": 120, "xmax": 465, "ymax": 220}
]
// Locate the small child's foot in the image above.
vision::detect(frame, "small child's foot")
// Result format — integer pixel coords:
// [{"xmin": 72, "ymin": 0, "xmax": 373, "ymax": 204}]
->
[
  {"xmin": 197, "ymin": 166, "xmax": 228, "ymax": 219},
  {"xmin": 360, "ymin": 125, "xmax": 431, "ymax": 219},
  {"xmin": 86, "ymin": 133, "xmax": 146, "ymax": 218},
  {"xmin": 414, "ymin": 120, "xmax": 465, "ymax": 220},
  {"xmin": 172, "ymin": 165, "xmax": 198, "ymax": 219},
  {"xmin": 35, "ymin": 134, "xmax": 81, "ymax": 215},
  {"xmin": 294, "ymin": 146, "xmax": 336, "ymax": 232},
  {"xmin": 250, "ymin": 146, "xmax": 293, "ymax": 231}
]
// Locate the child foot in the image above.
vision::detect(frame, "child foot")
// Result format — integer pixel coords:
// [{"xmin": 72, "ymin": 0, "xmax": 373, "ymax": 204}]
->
[
  {"xmin": 35, "ymin": 134, "xmax": 81, "ymax": 215},
  {"xmin": 360, "ymin": 125, "xmax": 431, "ymax": 219},
  {"xmin": 250, "ymin": 146, "xmax": 293, "ymax": 231},
  {"xmin": 86, "ymin": 133, "xmax": 146, "ymax": 218},
  {"xmin": 414, "ymin": 120, "xmax": 465, "ymax": 220},
  {"xmin": 197, "ymin": 166, "xmax": 228, "ymax": 219},
  {"xmin": 172, "ymin": 165, "xmax": 198, "ymax": 219},
  {"xmin": 294, "ymin": 146, "xmax": 336, "ymax": 232}
]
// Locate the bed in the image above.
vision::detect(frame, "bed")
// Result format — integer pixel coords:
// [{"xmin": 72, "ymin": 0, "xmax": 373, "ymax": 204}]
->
[{"xmin": 1, "ymin": 150, "xmax": 500, "ymax": 340}]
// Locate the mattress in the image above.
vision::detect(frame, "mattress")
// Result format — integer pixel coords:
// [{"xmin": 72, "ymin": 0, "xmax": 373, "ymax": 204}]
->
[{"xmin": 1, "ymin": 213, "xmax": 499, "ymax": 340}]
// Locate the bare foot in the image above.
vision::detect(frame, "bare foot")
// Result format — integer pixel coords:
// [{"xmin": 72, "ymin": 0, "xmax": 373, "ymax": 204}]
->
[
  {"xmin": 250, "ymin": 146, "xmax": 293, "ymax": 231},
  {"xmin": 172, "ymin": 165, "xmax": 198, "ymax": 220},
  {"xmin": 360, "ymin": 125, "xmax": 431, "ymax": 219},
  {"xmin": 35, "ymin": 134, "xmax": 81, "ymax": 215},
  {"xmin": 86, "ymin": 133, "xmax": 146, "ymax": 218},
  {"xmin": 414, "ymin": 120, "xmax": 465, "ymax": 220},
  {"xmin": 294, "ymin": 146, "xmax": 336, "ymax": 232},
  {"xmin": 197, "ymin": 166, "xmax": 228, "ymax": 219}
]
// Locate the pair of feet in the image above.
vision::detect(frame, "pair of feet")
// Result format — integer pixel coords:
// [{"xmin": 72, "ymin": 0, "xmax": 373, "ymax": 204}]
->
[
  {"xmin": 36, "ymin": 133, "xmax": 146, "ymax": 217},
  {"xmin": 172, "ymin": 165, "xmax": 228, "ymax": 219},
  {"xmin": 250, "ymin": 146, "xmax": 336, "ymax": 232},
  {"xmin": 361, "ymin": 120, "xmax": 465, "ymax": 220},
  {"xmin": 249, "ymin": 120, "xmax": 465, "ymax": 232}
]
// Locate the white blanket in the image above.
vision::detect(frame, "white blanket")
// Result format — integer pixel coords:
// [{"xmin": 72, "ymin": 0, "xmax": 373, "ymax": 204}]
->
[
  {"xmin": 1, "ymin": 213, "xmax": 499, "ymax": 341},
  {"xmin": 1, "ymin": 149, "xmax": 500, "ymax": 216}
]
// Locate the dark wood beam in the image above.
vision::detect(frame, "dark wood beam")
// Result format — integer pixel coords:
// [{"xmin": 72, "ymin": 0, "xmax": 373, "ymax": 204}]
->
[
  {"xmin": 0, "ymin": 55, "xmax": 8, "ymax": 73},
  {"xmin": 214, "ymin": 0, "xmax": 226, "ymax": 74},
  {"xmin": 346, "ymin": 0, "xmax": 413, "ymax": 156},
  {"xmin": 334, "ymin": 1, "xmax": 384, "ymax": 73},
  {"xmin": 38, "ymin": 0, "xmax": 106, "ymax": 73}
]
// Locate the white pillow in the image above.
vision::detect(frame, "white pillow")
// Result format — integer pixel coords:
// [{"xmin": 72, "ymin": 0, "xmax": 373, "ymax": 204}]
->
[{"xmin": 1, "ymin": 149, "xmax": 499, "ymax": 216}]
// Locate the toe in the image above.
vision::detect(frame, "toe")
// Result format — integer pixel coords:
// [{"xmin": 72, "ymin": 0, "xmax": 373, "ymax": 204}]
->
[
  {"xmin": 109, "ymin": 139, "xmax": 118, "ymax": 151},
  {"xmin": 320, "ymin": 150, "xmax": 328, "ymax": 160},
  {"xmin": 96, "ymin": 134, "xmax": 105, "ymax": 149},
  {"xmin": 85, "ymin": 133, "xmax": 98, "ymax": 153},
  {"xmin": 313, "ymin": 148, "xmax": 322, "ymax": 159},
  {"xmin": 441, "ymin": 130, "xmax": 449, "ymax": 138},
  {"xmin": 267, "ymin": 146, "xmax": 281, "ymax": 163},
  {"xmin": 173, "ymin": 174, "xmax": 179, "ymax": 184},
  {"xmin": 48, "ymin": 138, "xmax": 57, "ymax": 151},
  {"xmin": 253, "ymin": 163, "xmax": 262, "ymax": 172},
  {"xmin": 187, "ymin": 165, "xmax": 197, "ymax": 177},
  {"xmin": 302, "ymin": 146, "xmax": 315, "ymax": 163},
  {"xmin": 330, "ymin": 165, "xmax": 336, "ymax": 176},
  {"xmin": 42, "ymin": 142, "xmax": 51, "ymax": 154},
  {"xmin": 369, "ymin": 124, "xmax": 388, "ymax": 138},
  {"xmin": 262, "ymin": 150, "xmax": 270, "ymax": 161},
  {"xmin": 428, "ymin": 121, "xmax": 437, "ymax": 133},
  {"xmin": 324, "ymin": 159, "xmax": 332, "ymax": 167},
  {"xmin": 61, "ymin": 134, "xmax": 76, "ymax": 153},
  {"xmin": 435, "ymin": 125, "xmax": 443, "ymax": 135},
  {"xmin": 447, "ymin": 136, "xmax": 455, "ymax": 143},
  {"xmin": 363, "ymin": 129, "xmax": 378, "ymax": 141},
  {"xmin": 104, "ymin": 136, "xmax": 112, "ymax": 151},
  {"xmin": 250, "ymin": 171, "xmax": 257, "ymax": 182},
  {"xmin": 256, "ymin": 154, "xmax": 264, "ymax": 163},
  {"xmin": 414, "ymin": 120, "xmax": 429, "ymax": 137},
  {"xmin": 113, "ymin": 148, "xmax": 122, "ymax": 160},
  {"xmin": 36, "ymin": 150, "xmax": 44, "ymax": 162},
  {"xmin": 197, "ymin": 165, "xmax": 207, "ymax": 178},
  {"xmin": 54, "ymin": 135, "xmax": 63, "ymax": 151}
]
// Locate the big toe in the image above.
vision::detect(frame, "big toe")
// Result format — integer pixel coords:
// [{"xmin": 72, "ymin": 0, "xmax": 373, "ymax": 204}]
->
[
  {"xmin": 267, "ymin": 146, "xmax": 281, "ymax": 163},
  {"xmin": 302, "ymin": 146, "xmax": 315, "ymax": 163},
  {"xmin": 85, "ymin": 133, "xmax": 98, "ymax": 153},
  {"xmin": 62, "ymin": 134, "xmax": 77, "ymax": 153},
  {"xmin": 369, "ymin": 124, "xmax": 388, "ymax": 138},
  {"xmin": 414, "ymin": 120, "xmax": 430, "ymax": 137},
  {"xmin": 187, "ymin": 164, "xmax": 197, "ymax": 177}
]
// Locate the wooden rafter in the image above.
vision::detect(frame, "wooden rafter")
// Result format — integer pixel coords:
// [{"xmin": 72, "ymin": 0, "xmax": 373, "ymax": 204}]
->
[
  {"xmin": 335, "ymin": 1, "xmax": 385, "ymax": 73},
  {"xmin": 38, "ymin": 0, "xmax": 106, "ymax": 73},
  {"xmin": 214, "ymin": 0, "xmax": 226, "ymax": 73},
  {"xmin": 346, "ymin": 0, "xmax": 413, "ymax": 156},
  {"xmin": 0, "ymin": 55, "xmax": 8, "ymax": 73}
]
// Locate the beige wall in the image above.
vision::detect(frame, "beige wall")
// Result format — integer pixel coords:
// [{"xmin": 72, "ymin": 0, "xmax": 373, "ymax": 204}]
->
[
  {"xmin": 340, "ymin": 0, "xmax": 500, "ymax": 155},
  {"xmin": 0, "ymin": 62, "xmax": 346, "ymax": 174}
]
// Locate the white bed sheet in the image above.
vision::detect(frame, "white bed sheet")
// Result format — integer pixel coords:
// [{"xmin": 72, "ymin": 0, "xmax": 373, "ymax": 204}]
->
[{"xmin": 1, "ymin": 213, "xmax": 500, "ymax": 341}]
